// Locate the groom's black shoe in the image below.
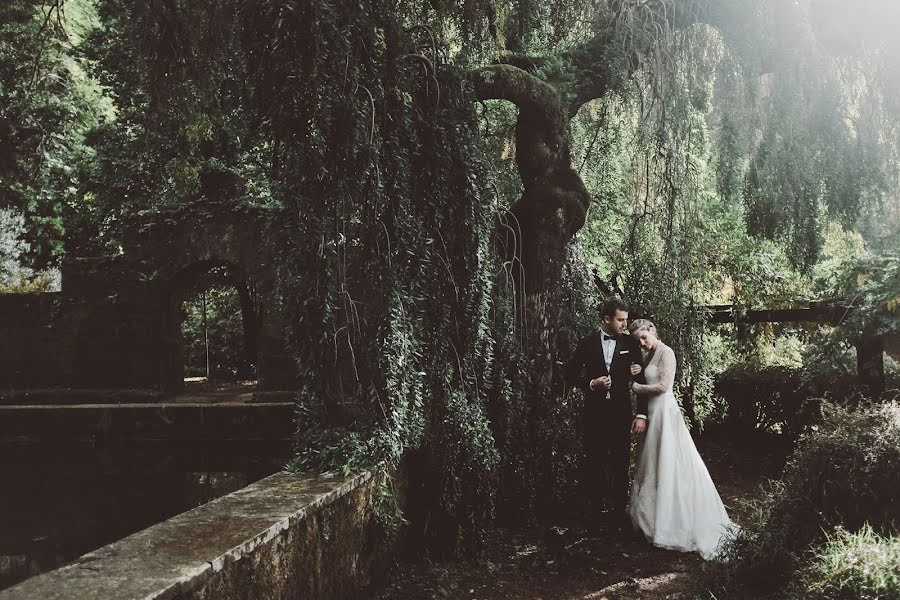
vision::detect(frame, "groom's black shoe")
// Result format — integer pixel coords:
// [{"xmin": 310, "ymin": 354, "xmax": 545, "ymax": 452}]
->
[
  {"xmin": 622, "ymin": 525, "xmax": 646, "ymax": 544},
  {"xmin": 585, "ymin": 509, "xmax": 613, "ymax": 537},
  {"xmin": 586, "ymin": 510, "xmax": 627, "ymax": 539},
  {"xmin": 607, "ymin": 510, "xmax": 629, "ymax": 533}
]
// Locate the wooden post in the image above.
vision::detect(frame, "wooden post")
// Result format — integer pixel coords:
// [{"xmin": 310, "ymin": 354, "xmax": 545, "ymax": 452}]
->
[
  {"xmin": 856, "ymin": 334, "xmax": 885, "ymax": 398},
  {"xmin": 202, "ymin": 290, "xmax": 210, "ymax": 380}
]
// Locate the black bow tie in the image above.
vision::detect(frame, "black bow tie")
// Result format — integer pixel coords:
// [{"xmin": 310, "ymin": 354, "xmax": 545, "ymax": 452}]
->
[{"xmin": 603, "ymin": 333, "xmax": 618, "ymax": 341}]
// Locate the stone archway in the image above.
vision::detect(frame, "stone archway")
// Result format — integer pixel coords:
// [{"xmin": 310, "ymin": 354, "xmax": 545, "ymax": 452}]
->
[
  {"xmin": 0, "ymin": 203, "xmax": 297, "ymax": 393},
  {"xmin": 119, "ymin": 204, "xmax": 296, "ymax": 393},
  {"xmin": 161, "ymin": 259, "xmax": 263, "ymax": 394}
]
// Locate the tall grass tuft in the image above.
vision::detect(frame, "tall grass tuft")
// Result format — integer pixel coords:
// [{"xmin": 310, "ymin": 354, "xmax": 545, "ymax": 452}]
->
[{"xmin": 790, "ymin": 525, "xmax": 900, "ymax": 600}]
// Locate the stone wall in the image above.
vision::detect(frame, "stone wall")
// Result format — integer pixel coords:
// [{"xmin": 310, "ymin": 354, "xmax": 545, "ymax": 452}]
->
[
  {"xmin": 0, "ymin": 293, "xmax": 72, "ymax": 387},
  {"xmin": 0, "ymin": 278, "xmax": 163, "ymax": 390},
  {"xmin": 0, "ymin": 205, "xmax": 297, "ymax": 393},
  {"xmin": 0, "ymin": 468, "xmax": 406, "ymax": 600},
  {"xmin": 0, "ymin": 402, "xmax": 295, "ymax": 444}
]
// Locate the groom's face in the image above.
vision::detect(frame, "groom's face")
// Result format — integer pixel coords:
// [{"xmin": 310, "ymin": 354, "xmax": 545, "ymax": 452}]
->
[{"xmin": 603, "ymin": 309, "xmax": 629, "ymax": 335}]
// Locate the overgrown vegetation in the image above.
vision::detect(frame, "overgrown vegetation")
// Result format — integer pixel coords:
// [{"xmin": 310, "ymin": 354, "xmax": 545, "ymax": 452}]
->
[
  {"xmin": 0, "ymin": 0, "xmax": 110, "ymax": 264},
  {"xmin": 2, "ymin": 0, "xmax": 898, "ymax": 559},
  {"xmin": 0, "ymin": 207, "xmax": 59, "ymax": 292},
  {"xmin": 791, "ymin": 525, "xmax": 900, "ymax": 600},
  {"xmin": 701, "ymin": 401, "xmax": 900, "ymax": 599}
]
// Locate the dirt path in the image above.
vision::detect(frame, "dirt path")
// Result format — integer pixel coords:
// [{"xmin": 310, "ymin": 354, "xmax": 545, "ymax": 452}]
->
[{"xmin": 378, "ymin": 434, "xmax": 786, "ymax": 600}]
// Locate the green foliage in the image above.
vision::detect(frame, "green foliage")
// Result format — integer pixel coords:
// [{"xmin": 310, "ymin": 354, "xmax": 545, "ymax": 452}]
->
[
  {"xmin": 715, "ymin": 0, "xmax": 900, "ymax": 270},
  {"xmin": 4, "ymin": 0, "xmax": 898, "ymax": 561},
  {"xmin": 1, "ymin": 207, "xmax": 32, "ymax": 285},
  {"xmin": 811, "ymin": 222, "xmax": 868, "ymax": 295},
  {"xmin": 798, "ymin": 252, "xmax": 900, "ymax": 395},
  {"xmin": 180, "ymin": 285, "xmax": 251, "ymax": 380},
  {"xmin": 81, "ymin": 0, "xmax": 262, "ymax": 242},
  {"xmin": 572, "ymin": 27, "xmax": 741, "ymax": 430},
  {"xmin": 569, "ymin": 5, "xmax": 900, "ymax": 430},
  {"xmin": 372, "ymin": 472, "xmax": 408, "ymax": 541},
  {"xmin": 831, "ymin": 254, "xmax": 900, "ymax": 342},
  {"xmin": 237, "ymin": 0, "xmax": 518, "ymax": 553},
  {"xmin": 76, "ymin": 0, "xmax": 531, "ymax": 554},
  {"xmin": 498, "ymin": 243, "xmax": 600, "ymax": 521},
  {"xmin": 791, "ymin": 525, "xmax": 900, "ymax": 600},
  {"xmin": 0, "ymin": 207, "xmax": 60, "ymax": 292},
  {"xmin": 713, "ymin": 364, "xmax": 819, "ymax": 438},
  {"xmin": 0, "ymin": 0, "xmax": 109, "ymax": 265},
  {"xmin": 702, "ymin": 401, "xmax": 900, "ymax": 599}
]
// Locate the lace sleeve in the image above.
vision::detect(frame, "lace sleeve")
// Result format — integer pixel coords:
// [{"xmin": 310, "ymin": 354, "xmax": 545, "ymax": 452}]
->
[{"xmin": 632, "ymin": 346, "xmax": 676, "ymax": 395}]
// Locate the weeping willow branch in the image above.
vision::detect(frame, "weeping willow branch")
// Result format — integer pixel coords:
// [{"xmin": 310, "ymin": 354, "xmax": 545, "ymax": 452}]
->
[{"xmin": 29, "ymin": 0, "xmax": 67, "ymax": 89}]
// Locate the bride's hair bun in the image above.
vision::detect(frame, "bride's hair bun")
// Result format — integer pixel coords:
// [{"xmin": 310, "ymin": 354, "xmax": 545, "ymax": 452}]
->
[{"xmin": 628, "ymin": 319, "xmax": 656, "ymax": 334}]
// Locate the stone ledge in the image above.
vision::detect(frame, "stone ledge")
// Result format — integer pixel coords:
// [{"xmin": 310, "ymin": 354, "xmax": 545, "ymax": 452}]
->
[
  {"xmin": 0, "ymin": 389, "xmax": 166, "ymax": 406},
  {"xmin": 0, "ymin": 469, "xmax": 399, "ymax": 599},
  {"xmin": 0, "ymin": 403, "xmax": 295, "ymax": 444},
  {"xmin": 0, "ymin": 389, "xmax": 297, "ymax": 406}
]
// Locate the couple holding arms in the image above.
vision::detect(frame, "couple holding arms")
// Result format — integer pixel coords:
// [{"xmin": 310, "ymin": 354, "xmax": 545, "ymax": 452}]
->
[{"xmin": 567, "ymin": 299, "xmax": 735, "ymax": 560}]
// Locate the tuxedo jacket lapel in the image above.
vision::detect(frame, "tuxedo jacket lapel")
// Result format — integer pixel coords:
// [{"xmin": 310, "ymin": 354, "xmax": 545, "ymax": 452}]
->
[
  {"xmin": 597, "ymin": 331, "xmax": 611, "ymax": 376},
  {"xmin": 610, "ymin": 335, "xmax": 623, "ymax": 370}
]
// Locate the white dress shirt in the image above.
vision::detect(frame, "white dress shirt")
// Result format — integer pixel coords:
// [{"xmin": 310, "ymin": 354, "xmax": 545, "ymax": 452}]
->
[
  {"xmin": 601, "ymin": 333, "xmax": 616, "ymax": 399},
  {"xmin": 592, "ymin": 331, "xmax": 647, "ymax": 420}
]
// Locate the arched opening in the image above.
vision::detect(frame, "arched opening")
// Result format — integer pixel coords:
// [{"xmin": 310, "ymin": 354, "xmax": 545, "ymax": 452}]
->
[
  {"xmin": 181, "ymin": 282, "xmax": 253, "ymax": 382},
  {"xmin": 161, "ymin": 260, "xmax": 263, "ymax": 395}
]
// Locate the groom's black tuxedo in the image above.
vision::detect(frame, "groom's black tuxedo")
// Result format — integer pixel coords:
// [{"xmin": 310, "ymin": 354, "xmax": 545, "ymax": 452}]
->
[
  {"xmin": 567, "ymin": 331, "xmax": 648, "ymax": 416},
  {"xmin": 566, "ymin": 330, "xmax": 647, "ymax": 527}
]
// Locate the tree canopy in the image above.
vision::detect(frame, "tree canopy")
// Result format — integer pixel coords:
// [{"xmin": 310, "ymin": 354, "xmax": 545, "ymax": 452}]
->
[{"xmin": 2, "ymin": 0, "xmax": 898, "ymax": 552}]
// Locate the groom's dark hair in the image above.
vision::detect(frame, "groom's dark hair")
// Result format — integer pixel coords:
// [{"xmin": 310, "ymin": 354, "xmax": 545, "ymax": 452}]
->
[{"xmin": 601, "ymin": 298, "xmax": 630, "ymax": 318}]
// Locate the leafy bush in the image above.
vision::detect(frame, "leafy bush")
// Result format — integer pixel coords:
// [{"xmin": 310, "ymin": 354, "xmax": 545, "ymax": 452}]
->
[
  {"xmin": 713, "ymin": 364, "xmax": 817, "ymax": 438},
  {"xmin": 0, "ymin": 208, "xmax": 61, "ymax": 293},
  {"xmin": 711, "ymin": 358, "xmax": 900, "ymax": 439},
  {"xmin": 703, "ymin": 400, "xmax": 900, "ymax": 598},
  {"xmin": 828, "ymin": 254, "xmax": 900, "ymax": 347},
  {"xmin": 790, "ymin": 525, "xmax": 900, "ymax": 600}
]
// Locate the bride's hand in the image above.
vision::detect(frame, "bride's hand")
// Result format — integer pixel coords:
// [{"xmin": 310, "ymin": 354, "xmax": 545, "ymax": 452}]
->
[
  {"xmin": 630, "ymin": 364, "xmax": 642, "ymax": 376},
  {"xmin": 631, "ymin": 418, "xmax": 647, "ymax": 434}
]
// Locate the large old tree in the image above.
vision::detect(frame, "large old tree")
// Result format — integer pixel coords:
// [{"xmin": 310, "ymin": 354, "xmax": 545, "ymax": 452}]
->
[
  {"xmin": 4, "ymin": 0, "xmax": 898, "ymax": 550},
  {"xmin": 470, "ymin": 0, "xmax": 898, "ymax": 284},
  {"xmin": 466, "ymin": 0, "xmax": 898, "ymax": 385}
]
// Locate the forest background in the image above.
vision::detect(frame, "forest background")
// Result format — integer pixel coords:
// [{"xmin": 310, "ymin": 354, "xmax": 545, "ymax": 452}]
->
[{"xmin": 1, "ymin": 1, "xmax": 899, "ymax": 597}]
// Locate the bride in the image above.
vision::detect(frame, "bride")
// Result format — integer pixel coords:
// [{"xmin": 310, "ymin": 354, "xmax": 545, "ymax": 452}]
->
[{"xmin": 627, "ymin": 319, "xmax": 735, "ymax": 559}]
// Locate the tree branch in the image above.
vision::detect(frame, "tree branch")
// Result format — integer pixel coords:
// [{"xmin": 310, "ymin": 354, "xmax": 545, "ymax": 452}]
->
[{"xmin": 469, "ymin": 64, "xmax": 566, "ymax": 127}]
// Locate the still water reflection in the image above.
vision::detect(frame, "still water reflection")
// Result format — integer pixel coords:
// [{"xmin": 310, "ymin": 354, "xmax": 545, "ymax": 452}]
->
[{"xmin": 0, "ymin": 439, "xmax": 290, "ymax": 589}]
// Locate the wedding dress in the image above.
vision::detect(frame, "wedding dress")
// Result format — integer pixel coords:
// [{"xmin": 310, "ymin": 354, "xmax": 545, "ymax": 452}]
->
[{"xmin": 628, "ymin": 341, "xmax": 735, "ymax": 560}]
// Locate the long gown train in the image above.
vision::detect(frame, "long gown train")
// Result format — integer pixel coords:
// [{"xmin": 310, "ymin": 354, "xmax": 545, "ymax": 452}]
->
[{"xmin": 629, "ymin": 342, "xmax": 736, "ymax": 560}]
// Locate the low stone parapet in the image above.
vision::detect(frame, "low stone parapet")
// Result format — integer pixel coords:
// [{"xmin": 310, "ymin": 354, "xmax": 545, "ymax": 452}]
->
[{"xmin": 0, "ymin": 468, "xmax": 403, "ymax": 599}]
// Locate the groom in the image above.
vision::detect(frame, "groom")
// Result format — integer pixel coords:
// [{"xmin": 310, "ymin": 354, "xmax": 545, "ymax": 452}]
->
[{"xmin": 566, "ymin": 298, "xmax": 647, "ymax": 533}]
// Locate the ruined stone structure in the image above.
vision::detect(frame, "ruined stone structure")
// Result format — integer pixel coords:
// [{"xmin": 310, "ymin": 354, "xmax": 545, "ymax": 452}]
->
[{"xmin": 0, "ymin": 204, "xmax": 295, "ymax": 393}]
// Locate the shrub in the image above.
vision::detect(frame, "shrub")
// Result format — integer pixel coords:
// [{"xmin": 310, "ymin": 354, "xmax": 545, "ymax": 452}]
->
[
  {"xmin": 702, "ymin": 400, "xmax": 900, "ymax": 598},
  {"xmin": 713, "ymin": 364, "xmax": 816, "ymax": 438},
  {"xmin": 790, "ymin": 525, "xmax": 900, "ymax": 600}
]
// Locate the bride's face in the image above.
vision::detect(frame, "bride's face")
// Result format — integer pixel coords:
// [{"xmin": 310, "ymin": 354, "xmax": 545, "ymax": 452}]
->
[{"xmin": 632, "ymin": 329, "xmax": 657, "ymax": 351}]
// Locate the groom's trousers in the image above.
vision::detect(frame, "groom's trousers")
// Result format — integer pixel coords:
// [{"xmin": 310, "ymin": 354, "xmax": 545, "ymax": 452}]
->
[{"xmin": 584, "ymin": 407, "xmax": 632, "ymax": 525}]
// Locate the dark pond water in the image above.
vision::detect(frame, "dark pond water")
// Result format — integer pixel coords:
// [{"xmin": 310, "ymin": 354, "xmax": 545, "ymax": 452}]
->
[{"xmin": 0, "ymin": 439, "xmax": 291, "ymax": 590}]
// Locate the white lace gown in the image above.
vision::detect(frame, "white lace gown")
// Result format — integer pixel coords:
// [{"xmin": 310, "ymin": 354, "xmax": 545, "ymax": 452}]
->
[{"xmin": 629, "ymin": 342, "xmax": 735, "ymax": 560}]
